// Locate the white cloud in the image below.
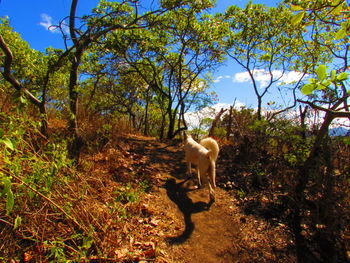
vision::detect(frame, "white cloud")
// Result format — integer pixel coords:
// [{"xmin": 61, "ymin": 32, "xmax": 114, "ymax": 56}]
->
[
  {"xmin": 213, "ymin": 75, "xmax": 233, "ymax": 83},
  {"xmin": 234, "ymin": 71, "xmax": 251, "ymax": 83},
  {"xmin": 279, "ymin": 71, "xmax": 305, "ymax": 85},
  {"xmin": 39, "ymin": 13, "xmax": 69, "ymax": 34},
  {"xmin": 233, "ymin": 69, "xmax": 305, "ymax": 88},
  {"xmin": 184, "ymin": 101, "xmax": 246, "ymax": 130},
  {"xmin": 39, "ymin": 14, "xmax": 55, "ymax": 30},
  {"xmin": 213, "ymin": 76, "xmax": 223, "ymax": 83}
]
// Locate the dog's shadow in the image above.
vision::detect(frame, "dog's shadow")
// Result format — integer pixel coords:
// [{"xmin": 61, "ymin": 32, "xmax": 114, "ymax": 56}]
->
[{"xmin": 164, "ymin": 178, "xmax": 214, "ymax": 244}]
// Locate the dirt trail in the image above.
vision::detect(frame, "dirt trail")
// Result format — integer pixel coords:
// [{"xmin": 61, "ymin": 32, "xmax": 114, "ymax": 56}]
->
[{"xmin": 125, "ymin": 136, "xmax": 246, "ymax": 263}]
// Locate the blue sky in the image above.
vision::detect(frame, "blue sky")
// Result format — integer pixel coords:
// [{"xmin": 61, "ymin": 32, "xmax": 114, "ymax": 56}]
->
[{"xmin": 1, "ymin": 0, "xmax": 285, "ymax": 109}]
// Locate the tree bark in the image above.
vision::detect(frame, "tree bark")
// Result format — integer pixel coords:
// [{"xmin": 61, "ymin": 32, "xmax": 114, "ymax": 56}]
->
[
  {"xmin": 208, "ymin": 108, "xmax": 227, "ymax": 137},
  {"xmin": 67, "ymin": 0, "xmax": 85, "ymax": 161},
  {"xmin": 293, "ymin": 112, "xmax": 334, "ymax": 262},
  {"xmin": 226, "ymin": 106, "xmax": 234, "ymax": 141},
  {"xmin": 143, "ymin": 86, "xmax": 150, "ymax": 136}
]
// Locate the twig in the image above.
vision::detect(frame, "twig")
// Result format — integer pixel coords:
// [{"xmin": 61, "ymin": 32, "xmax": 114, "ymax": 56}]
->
[{"xmin": 0, "ymin": 218, "xmax": 14, "ymax": 226}]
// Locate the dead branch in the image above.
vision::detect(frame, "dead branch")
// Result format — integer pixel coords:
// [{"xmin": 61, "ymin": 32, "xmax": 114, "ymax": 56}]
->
[{"xmin": 209, "ymin": 108, "xmax": 227, "ymax": 137}]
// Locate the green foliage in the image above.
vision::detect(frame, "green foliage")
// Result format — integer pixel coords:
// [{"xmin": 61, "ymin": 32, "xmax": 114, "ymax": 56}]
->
[
  {"xmin": 301, "ymin": 64, "xmax": 348, "ymax": 95},
  {"xmin": 0, "ymin": 110, "xmax": 71, "ymax": 218},
  {"xmin": 289, "ymin": 0, "xmax": 349, "ymax": 106},
  {"xmin": 0, "ymin": 176, "xmax": 14, "ymax": 215},
  {"xmin": 97, "ymin": 1, "xmax": 225, "ymax": 138},
  {"xmin": 291, "ymin": 11, "xmax": 305, "ymax": 25},
  {"xmin": 212, "ymin": 126, "xmax": 226, "ymax": 138},
  {"xmin": 223, "ymin": 2, "xmax": 311, "ymax": 119},
  {"xmin": 13, "ymin": 215, "xmax": 22, "ymax": 229},
  {"xmin": 0, "ymin": 17, "xmax": 48, "ymax": 93},
  {"xmin": 114, "ymin": 183, "xmax": 140, "ymax": 204},
  {"xmin": 236, "ymin": 188, "xmax": 246, "ymax": 200}
]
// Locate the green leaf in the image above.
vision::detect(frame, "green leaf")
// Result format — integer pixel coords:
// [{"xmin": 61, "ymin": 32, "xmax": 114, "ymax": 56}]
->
[
  {"xmin": 82, "ymin": 235, "xmax": 94, "ymax": 250},
  {"xmin": 331, "ymin": 2, "xmax": 343, "ymax": 15},
  {"xmin": 6, "ymin": 189, "xmax": 14, "ymax": 215},
  {"xmin": 316, "ymin": 65, "xmax": 327, "ymax": 81},
  {"xmin": 260, "ymin": 53, "xmax": 271, "ymax": 61},
  {"xmin": 0, "ymin": 138, "xmax": 14, "ymax": 151},
  {"xmin": 309, "ymin": 78, "xmax": 317, "ymax": 84},
  {"xmin": 331, "ymin": 70, "xmax": 336, "ymax": 81},
  {"xmin": 19, "ymin": 96, "xmax": 27, "ymax": 104},
  {"xmin": 316, "ymin": 83, "xmax": 326, "ymax": 90},
  {"xmin": 335, "ymin": 28, "xmax": 346, "ymax": 40},
  {"xmin": 290, "ymin": 4, "xmax": 303, "ymax": 11},
  {"xmin": 14, "ymin": 216, "xmax": 22, "ymax": 229},
  {"xmin": 291, "ymin": 11, "xmax": 305, "ymax": 25},
  {"xmin": 337, "ymin": 72, "xmax": 348, "ymax": 81},
  {"xmin": 301, "ymin": 83, "xmax": 315, "ymax": 95},
  {"xmin": 322, "ymin": 80, "xmax": 332, "ymax": 88},
  {"xmin": 1, "ymin": 177, "xmax": 12, "ymax": 196}
]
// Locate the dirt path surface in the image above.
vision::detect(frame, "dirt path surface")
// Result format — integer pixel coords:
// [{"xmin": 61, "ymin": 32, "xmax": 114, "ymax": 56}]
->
[{"xmin": 124, "ymin": 135, "xmax": 296, "ymax": 263}]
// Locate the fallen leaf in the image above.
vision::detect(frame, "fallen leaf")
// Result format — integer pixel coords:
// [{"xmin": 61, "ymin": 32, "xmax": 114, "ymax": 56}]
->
[
  {"xmin": 150, "ymin": 218, "xmax": 159, "ymax": 227},
  {"xmin": 23, "ymin": 251, "xmax": 34, "ymax": 262},
  {"xmin": 114, "ymin": 248, "xmax": 129, "ymax": 259},
  {"xmin": 143, "ymin": 248, "xmax": 156, "ymax": 258}
]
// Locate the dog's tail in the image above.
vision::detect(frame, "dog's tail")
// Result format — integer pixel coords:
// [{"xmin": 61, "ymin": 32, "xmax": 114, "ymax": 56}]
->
[{"xmin": 200, "ymin": 137, "xmax": 219, "ymax": 161}]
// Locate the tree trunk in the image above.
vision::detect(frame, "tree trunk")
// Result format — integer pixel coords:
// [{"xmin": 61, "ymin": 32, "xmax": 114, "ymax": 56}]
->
[
  {"xmin": 167, "ymin": 110, "xmax": 176, "ymax": 139},
  {"xmin": 293, "ymin": 112, "xmax": 334, "ymax": 263},
  {"xmin": 143, "ymin": 86, "xmax": 150, "ymax": 136},
  {"xmin": 67, "ymin": 47, "xmax": 84, "ymax": 161},
  {"xmin": 257, "ymin": 96, "xmax": 262, "ymax": 120},
  {"xmin": 159, "ymin": 113, "xmax": 166, "ymax": 140},
  {"xmin": 299, "ymin": 105, "xmax": 308, "ymax": 140},
  {"xmin": 39, "ymin": 103, "xmax": 48, "ymax": 137},
  {"xmin": 208, "ymin": 108, "xmax": 227, "ymax": 137},
  {"xmin": 226, "ymin": 106, "xmax": 234, "ymax": 141}
]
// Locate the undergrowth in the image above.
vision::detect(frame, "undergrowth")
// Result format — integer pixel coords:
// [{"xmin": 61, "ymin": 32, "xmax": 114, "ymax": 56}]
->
[{"xmin": 0, "ymin": 110, "xmax": 149, "ymax": 262}]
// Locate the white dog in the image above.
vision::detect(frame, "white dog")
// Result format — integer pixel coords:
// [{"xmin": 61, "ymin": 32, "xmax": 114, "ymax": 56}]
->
[{"xmin": 183, "ymin": 134, "xmax": 219, "ymax": 201}]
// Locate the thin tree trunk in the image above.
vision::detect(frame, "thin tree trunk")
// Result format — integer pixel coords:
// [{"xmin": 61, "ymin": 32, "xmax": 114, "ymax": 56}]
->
[
  {"xmin": 299, "ymin": 105, "xmax": 308, "ymax": 140},
  {"xmin": 143, "ymin": 86, "xmax": 150, "ymax": 136},
  {"xmin": 67, "ymin": 47, "xmax": 84, "ymax": 161},
  {"xmin": 208, "ymin": 108, "xmax": 227, "ymax": 137},
  {"xmin": 226, "ymin": 106, "xmax": 234, "ymax": 141}
]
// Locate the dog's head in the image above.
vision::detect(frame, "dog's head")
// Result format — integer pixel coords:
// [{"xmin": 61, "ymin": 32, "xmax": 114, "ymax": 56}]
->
[{"xmin": 182, "ymin": 132, "xmax": 193, "ymax": 146}]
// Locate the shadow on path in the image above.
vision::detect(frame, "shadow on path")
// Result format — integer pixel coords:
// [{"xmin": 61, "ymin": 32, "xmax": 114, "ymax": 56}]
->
[
  {"xmin": 124, "ymin": 137, "xmax": 186, "ymax": 179},
  {"xmin": 164, "ymin": 178, "xmax": 214, "ymax": 244}
]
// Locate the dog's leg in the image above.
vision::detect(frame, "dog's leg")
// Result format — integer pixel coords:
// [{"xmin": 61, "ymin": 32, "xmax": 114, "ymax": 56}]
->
[
  {"xmin": 208, "ymin": 162, "xmax": 216, "ymax": 201},
  {"xmin": 209, "ymin": 183, "xmax": 215, "ymax": 202},
  {"xmin": 187, "ymin": 162, "xmax": 192, "ymax": 177},
  {"xmin": 211, "ymin": 162, "xmax": 216, "ymax": 188},
  {"xmin": 197, "ymin": 168, "xmax": 202, "ymax": 188}
]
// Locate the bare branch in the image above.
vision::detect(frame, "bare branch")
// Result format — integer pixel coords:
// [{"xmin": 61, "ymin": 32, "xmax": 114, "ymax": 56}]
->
[{"xmin": 297, "ymin": 99, "xmax": 350, "ymax": 118}]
